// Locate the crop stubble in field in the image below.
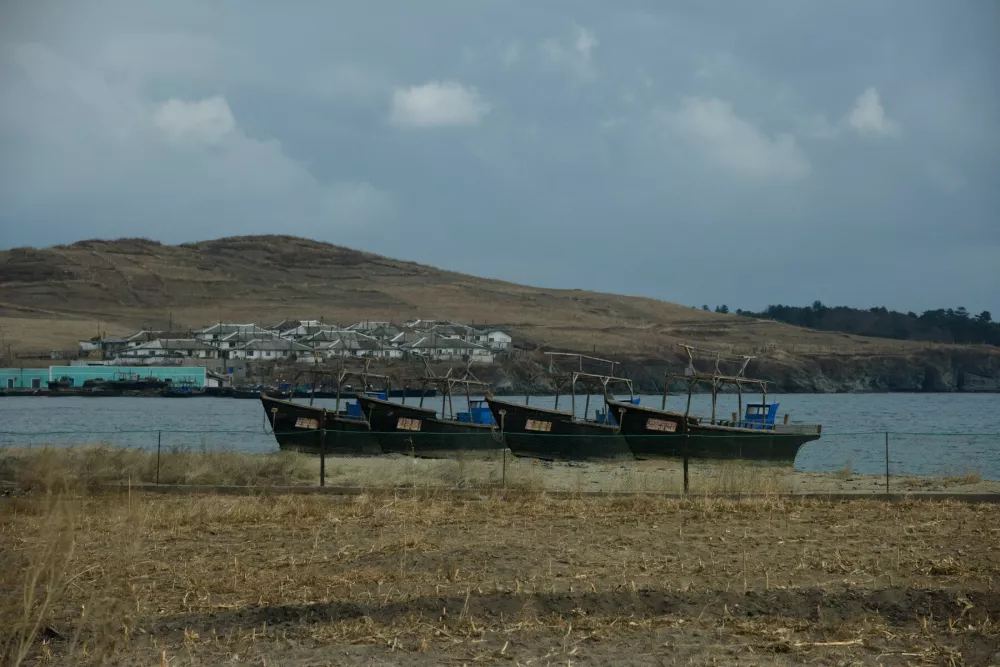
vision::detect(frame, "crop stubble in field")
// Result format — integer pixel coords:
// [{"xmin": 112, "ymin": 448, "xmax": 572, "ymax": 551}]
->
[{"xmin": 2, "ymin": 494, "xmax": 999, "ymax": 666}]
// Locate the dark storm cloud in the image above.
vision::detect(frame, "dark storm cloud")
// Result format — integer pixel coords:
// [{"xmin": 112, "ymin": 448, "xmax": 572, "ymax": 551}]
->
[{"xmin": 1, "ymin": 0, "xmax": 997, "ymax": 313}]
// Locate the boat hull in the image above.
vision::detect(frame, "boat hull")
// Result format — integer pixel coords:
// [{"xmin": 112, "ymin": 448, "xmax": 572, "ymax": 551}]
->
[
  {"xmin": 607, "ymin": 400, "xmax": 821, "ymax": 464},
  {"xmin": 261, "ymin": 394, "xmax": 381, "ymax": 456},
  {"xmin": 486, "ymin": 397, "xmax": 632, "ymax": 461},
  {"xmin": 355, "ymin": 395, "xmax": 501, "ymax": 458}
]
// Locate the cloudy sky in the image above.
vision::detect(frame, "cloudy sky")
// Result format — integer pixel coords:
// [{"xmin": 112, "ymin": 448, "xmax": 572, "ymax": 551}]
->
[{"xmin": 1, "ymin": 1, "xmax": 997, "ymax": 314}]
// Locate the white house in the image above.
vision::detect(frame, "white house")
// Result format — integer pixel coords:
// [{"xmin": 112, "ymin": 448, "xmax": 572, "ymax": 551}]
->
[
  {"xmin": 279, "ymin": 323, "xmax": 339, "ymax": 340},
  {"xmin": 399, "ymin": 334, "xmax": 494, "ymax": 363},
  {"xmin": 216, "ymin": 330, "xmax": 280, "ymax": 350},
  {"xmin": 484, "ymin": 329, "xmax": 513, "ymax": 350},
  {"xmin": 116, "ymin": 339, "xmax": 220, "ymax": 361},
  {"xmin": 429, "ymin": 323, "xmax": 477, "ymax": 342},
  {"xmin": 229, "ymin": 339, "xmax": 314, "ymax": 361},
  {"xmin": 313, "ymin": 332, "xmax": 400, "ymax": 359},
  {"xmin": 194, "ymin": 323, "xmax": 268, "ymax": 342}
]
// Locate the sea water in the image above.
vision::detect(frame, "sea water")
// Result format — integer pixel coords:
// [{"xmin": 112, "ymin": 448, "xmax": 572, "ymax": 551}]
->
[{"xmin": 1, "ymin": 393, "xmax": 997, "ymax": 478}]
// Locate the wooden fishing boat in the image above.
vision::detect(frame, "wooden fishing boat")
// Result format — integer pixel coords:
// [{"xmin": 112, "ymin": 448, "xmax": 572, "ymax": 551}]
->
[
  {"xmin": 607, "ymin": 344, "xmax": 821, "ymax": 463},
  {"xmin": 355, "ymin": 376, "xmax": 501, "ymax": 458},
  {"xmin": 485, "ymin": 396, "xmax": 632, "ymax": 461},
  {"xmin": 486, "ymin": 355, "xmax": 634, "ymax": 462},
  {"xmin": 260, "ymin": 363, "xmax": 392, "ymax": 456},
  {"xmin": 260, "ymin": 393, "xmax": 381, "ymax": 456}
]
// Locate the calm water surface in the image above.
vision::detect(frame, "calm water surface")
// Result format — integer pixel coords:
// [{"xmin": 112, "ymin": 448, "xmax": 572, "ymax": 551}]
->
[{"xmin": 2, "ymin": 393, "xmax": 998, "ymax": 478}]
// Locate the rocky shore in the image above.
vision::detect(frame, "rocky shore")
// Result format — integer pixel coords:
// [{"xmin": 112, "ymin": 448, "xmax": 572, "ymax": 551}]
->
[{"xmin": 480, "ymin": 347, "xmax": 1000, "ymax": 394}]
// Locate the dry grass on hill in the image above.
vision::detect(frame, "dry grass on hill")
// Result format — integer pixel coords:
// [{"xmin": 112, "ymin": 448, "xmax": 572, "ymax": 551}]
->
[{"xmin": 0, "ymin": 235, "xmax": 964, "ymax": 358}]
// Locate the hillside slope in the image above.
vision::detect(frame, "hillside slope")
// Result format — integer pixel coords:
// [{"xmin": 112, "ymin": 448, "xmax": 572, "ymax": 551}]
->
[{"xmin": 2, "ymin": 236, "xmax": 998, "ymax": 391}]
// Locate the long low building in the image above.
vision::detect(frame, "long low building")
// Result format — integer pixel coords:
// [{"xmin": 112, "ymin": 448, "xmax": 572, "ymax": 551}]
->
[{"xmin": 1, "ymin": 365, "xmax": 207, "ymax": 390}]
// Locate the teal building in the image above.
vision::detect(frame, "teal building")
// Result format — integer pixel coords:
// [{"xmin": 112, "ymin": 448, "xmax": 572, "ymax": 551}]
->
[{"xmin": 1, "ymin": 366, "xmax": 206, "ymax": 389}]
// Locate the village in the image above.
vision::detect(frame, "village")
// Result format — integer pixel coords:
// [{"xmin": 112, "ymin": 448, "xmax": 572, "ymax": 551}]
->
[
  {"xmin": 0, "ymin": 319, "xmax": 517, "ymax": 391},
  {"xmin": 78, "ymin": 318, "xmax": 514, "ymax": 364}
]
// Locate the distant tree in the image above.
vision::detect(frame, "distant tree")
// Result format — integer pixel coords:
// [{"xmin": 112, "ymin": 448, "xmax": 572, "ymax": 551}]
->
[
  {"xmin": 701, "ymin": 305, "xmax": 709, "ymax": 311},
  {"xmin": 714, "ymin": 305, "xmax": 730, "ymax": 314},
  {"xmin": 735, "ymin": 308, "xmax": 743, "ymax": 315},
  {"xmin": 734, "ymin": 302, "xmax": 1000, "ymax": 347}
]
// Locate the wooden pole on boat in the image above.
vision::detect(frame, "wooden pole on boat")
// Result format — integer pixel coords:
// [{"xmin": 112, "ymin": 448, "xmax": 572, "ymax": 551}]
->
[
  {"xmin": 319, "ymin": 409, "xmax": 327, "ymax": 487},
  {"xmin": 737, "ymin": 382, "xmax": 743, "ymax": 427},
  {"xmin": 571, "ymin": 375, "xmax": 577, "ymax": 420},
  {"xmin": 711, "ymin": 380, "xmax": 717, "ymax": 424},
  {"xmin": 684, "ymin": 380, "xmax": 693, "ymax": 423}
]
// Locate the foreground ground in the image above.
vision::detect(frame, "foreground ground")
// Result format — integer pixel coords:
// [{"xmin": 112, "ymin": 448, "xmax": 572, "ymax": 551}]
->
[{"xmin": 2, "ymin": 492, "xmax": 998, "ymax": 666}]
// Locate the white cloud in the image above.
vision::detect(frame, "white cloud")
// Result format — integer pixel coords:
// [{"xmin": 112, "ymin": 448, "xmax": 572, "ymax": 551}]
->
[
  {"xmin": 662, "ymin": 97, "xmax": 810, "ymax": 181},
  {"xmin": 541, "ymin": 24, "xmax": 599, "ymax": 80},
  {"xmin": 575, "ymin": 26, "xmax": 598, "ymax": 59},
  {"xmin": 2, "ymin": 42, "xmax": 394, "ymax": 241},
  {"xmin": 501, "ymin": 42, "xmax": 520, "ymax": 69},
  {"xmin": 848, "ymin": 87, "xmax": 898, "ymax": 136},
  {"xmin": 153, "ymin": 96, "xmax": 236, "ymax": 144},
  {"xmin": 389, "ymin": 81, "xmax": 490, "ymax": 127}
]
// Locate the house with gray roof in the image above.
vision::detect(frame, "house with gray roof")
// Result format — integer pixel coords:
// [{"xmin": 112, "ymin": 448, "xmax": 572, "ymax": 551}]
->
[
  {"xmin": 398, "ymin": 333, "xmax": 494, "ymax": 363},
  {"xmin": 116, "ymin": 338, "xmax": 220, "ymax": 361},
  {"xmin": 228, "ymin": 339, "xmax": 314, "ymax": 361}
]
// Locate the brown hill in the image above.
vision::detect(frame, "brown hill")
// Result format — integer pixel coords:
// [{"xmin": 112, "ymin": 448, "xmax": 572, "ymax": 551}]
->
[{"xmin": 2, "ymin": 235, "xmax": 998, "ymax": 391}]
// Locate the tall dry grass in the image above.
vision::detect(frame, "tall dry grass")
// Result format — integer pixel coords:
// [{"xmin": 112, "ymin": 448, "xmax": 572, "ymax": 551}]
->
[
  {"xmin": 1, "ymin": 445, "xmax": 809, "ymax": 496},
  {"xmin": 0, "ymin": 445, "xmax": 315, "ymax": 491}
]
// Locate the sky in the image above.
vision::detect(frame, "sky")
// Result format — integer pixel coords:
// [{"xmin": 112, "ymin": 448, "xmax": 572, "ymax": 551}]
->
[{"xmin": 0, "ymin": 1, "xmax": 998, "ymax": 315}]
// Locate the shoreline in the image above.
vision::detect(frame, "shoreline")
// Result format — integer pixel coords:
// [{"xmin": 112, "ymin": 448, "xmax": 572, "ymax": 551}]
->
[{"xmin": 3, "ymin": 446, "xmax": 998, "ymax": 494}]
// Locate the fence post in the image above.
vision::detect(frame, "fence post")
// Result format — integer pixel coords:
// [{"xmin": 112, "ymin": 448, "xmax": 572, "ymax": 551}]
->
[
  {"xmin": 683, "ymin": 434, "xmax": 690, "ymax": 494},
  {"xmin": 885, "ymin": 431, "xmax": 889, "ymax": 495},
  {"xmin": 502, "ymin": 446, "xmax": 507, "ymax": 490},
  {"xmin": 156, "ymin": 430, "xmax": 161, "ymax": 485},
  {"xmin": 319, "ymin": 410, "xmax": 327, "ymax": 487}
]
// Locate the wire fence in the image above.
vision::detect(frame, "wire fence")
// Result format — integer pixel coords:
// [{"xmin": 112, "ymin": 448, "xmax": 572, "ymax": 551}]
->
[{"xmin": 0, "ymin": 430, "xmax": 997, "ymax": 495}]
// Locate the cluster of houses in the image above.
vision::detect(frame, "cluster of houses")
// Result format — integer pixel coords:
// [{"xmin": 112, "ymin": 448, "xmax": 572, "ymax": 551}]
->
[{"xmin": 79, "ymin": 319, "xmax": 513, "ymax": 366}]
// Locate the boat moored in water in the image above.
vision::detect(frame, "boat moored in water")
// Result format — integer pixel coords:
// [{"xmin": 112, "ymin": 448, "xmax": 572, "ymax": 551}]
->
[
  {"xmin": 486, "ymin": 354, "xmax": 634, "ymax": 461},
  {"xmin": 607, "ymin": 344, "xmax": 822, "ymax": 463},
  {"xmin": 260, "ymin": 392, "xmax": 381, "ymax": 456},
  {"xmin": 356, "ymin": 375, "xmax": 501, "ymax": 458}
]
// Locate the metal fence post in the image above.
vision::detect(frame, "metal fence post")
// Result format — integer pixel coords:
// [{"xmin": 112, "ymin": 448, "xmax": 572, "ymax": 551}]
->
[
  {"xmin": 885, "ymin": 431, "xmax": 889, "ymax": 495},
  {"xmin": 319, "ymin": 410, "xmax": 327, "ymax": 488},
  {"xmin": 156, "ymin": 430, "xmax": 161, "ymax": 485},
  {"xmin": 683, "ymin": 434, "xmax": 690, "ymax": 494},
  {"xmin": 502, "ymin": 446, "xmax": 507, "ymax": 490}
]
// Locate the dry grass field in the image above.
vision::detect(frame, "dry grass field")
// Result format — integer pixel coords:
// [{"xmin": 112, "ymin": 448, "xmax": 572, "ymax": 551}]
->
[
  {"xmin": 1, "ymin": 491, "xmax": 998, "ymax": 666},
  {"xmin": 0, "ymin": 235, "xmax": 974, "ymax": 359},
  {"xmin": 3, "ymin": 446, "xmax": 998, "ymax": 497}
]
